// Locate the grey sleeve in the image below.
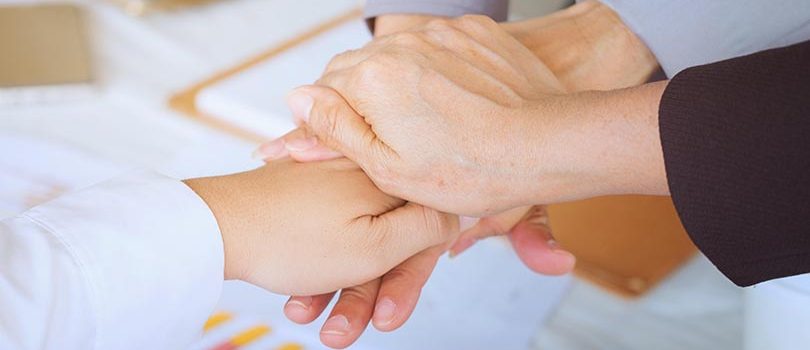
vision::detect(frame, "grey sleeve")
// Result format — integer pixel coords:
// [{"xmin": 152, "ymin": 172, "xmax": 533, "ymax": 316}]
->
[
  {"xmin": 364, "ymin": 0, "xmax": 509, "ymax": 22},
  {"xmin": 597, "ymin": 0, "xmax": 810, "ymax": 76}
]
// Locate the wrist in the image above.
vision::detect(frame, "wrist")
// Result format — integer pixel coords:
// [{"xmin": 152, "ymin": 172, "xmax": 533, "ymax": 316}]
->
[
  {"xmin": 518, "ymin": 81, "xmax": 669, "ymax": 204},
  {"xmin": 183, "ymin": 174, "xmax": 254, "ymax": 281}
]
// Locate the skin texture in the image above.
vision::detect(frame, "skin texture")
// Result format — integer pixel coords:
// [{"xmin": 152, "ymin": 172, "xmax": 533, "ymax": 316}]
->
[
  {"xmin": 254, "ymin": 3, "xmax": 665, "ymax": 348},
  {"xmin": 183, "ymin": 158, "xmax": 458, "ymax": 296},
  {"xmin": 289, "ymin": 16, "xmax": 568, "ymax": 217}
]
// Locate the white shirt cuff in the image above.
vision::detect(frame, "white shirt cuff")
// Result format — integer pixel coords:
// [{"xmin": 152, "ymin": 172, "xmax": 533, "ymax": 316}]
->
[{"xmin": 25, "ymin": 171, "xmax": 224, "ymax": 349}]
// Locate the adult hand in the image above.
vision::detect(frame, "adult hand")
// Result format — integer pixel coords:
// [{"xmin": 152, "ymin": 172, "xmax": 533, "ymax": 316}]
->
[
  {"xmin": 254, "ymin": 7, "xmax": 665, "ymax": 346},
  {"xmin": 281, "ymin": 15, "xmax": 566, "ymax": 217},
  {"xmin": 255, "ymin": 14, "xmax": 575, "ymax": 349},
  {"xmin": 257, "ymin": 1, "xmax": 659, "ymax": 163},
  {"xmin": 251, "ymin": 15, "xmax": 466, "ymax": 350},
  {"xmin": 502, "ymin": 0, "xmax": 658, "ymax": 92},
  {"xmin": 283, "ymin": 245, "xmax": 445, "ymax": 349},
  {"xmin": 451, "ymin": 0, "xmax": 659, "ymax": 257},
  {"xmin": 257, "ymin": 1, "xmax": 660, "ymax": 252},
  {"xmin": 184, "ymin": 158, "xmax": 458, "ymax": 296}
]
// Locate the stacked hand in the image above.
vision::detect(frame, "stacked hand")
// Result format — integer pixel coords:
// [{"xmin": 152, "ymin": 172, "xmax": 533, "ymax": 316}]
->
[
  {"xmin": 253, "ymin": 2, "xmax": 661, "ymax": 348},
  {"xmin": 185, "ymin": 159, "xmax": 457, "ymax": 296}
]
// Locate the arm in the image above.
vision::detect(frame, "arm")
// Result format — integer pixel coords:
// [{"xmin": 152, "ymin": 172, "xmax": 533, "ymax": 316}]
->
[
  {"xmin": 657, "ymin": 40, "xmax": 810, "ymax": 286},
  {"xmin": 0, "ymin": 160, "xmax": 454, "ymax": 349},
  {"xmin": 280, "ymin": 14, "xmax": 810, "ymax": 285},
  {"xmin": 0, "ymin": 172, "xmax": 223, "ymax": 349}
]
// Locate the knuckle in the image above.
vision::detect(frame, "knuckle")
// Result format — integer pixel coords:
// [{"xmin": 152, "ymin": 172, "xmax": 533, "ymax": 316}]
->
[
  {"xmin": 339, "ymin": 286, "xmax": 376, "ymax": 303},
  {"xmin": 422, "ymin": 209, "xmax": 453, "ymax": 243},
  {"xmin": 315, "ymin": 94, "xmax": 345, "ymax": 138},
  {"xmin": 362, "ymin": 218, "xmax": 396, "ymax": 266},
  {"xmin": 424, "ymin": 18, "xmax": 455, "ymax": 32},
  {"xmin": 455, "ymin": 14, "xmax": 496, "ymax": 33},
  {"xmin": 382, "ymin": 266, "xmax": 424, "ymax": 285},
  {"xmin": 389, "ymin": 31, "xmax": 428, "ymax": 49},
  {"xmin": 323, "ymin": 49, "xmax": 354, "ymax": 73},
  {"xmin": 353, "ymin": 56, "xmax": 388, "ymax": 87},
  {"xmin": 367, "ymin": 162, "xmax": 400, "ymax": 194},
  {"xmin": 459, "ymin": 14, "xmax": 496, "ymax": 26}
]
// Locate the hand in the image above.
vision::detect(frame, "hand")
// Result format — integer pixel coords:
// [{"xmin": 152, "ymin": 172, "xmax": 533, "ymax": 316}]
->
[
  {"xmin": 184, "ymin": 158, "xmax": 458, "ymax": 296},
  {"xmin": 450, "ymin": 205, "xmax": 574, "ymax": 275},
  {"xmin": 453, "ymin": 0, "xmax": 659, "ymax": 259},
  {"xmin": 502, "ymin": 0, "xmax": 659, "ymax": 91},
  {"xmin": 281, "ymin": 15, "xmax": 567, "ymax": 217},
  {"xmin": 257, "ymin": 7, "xmax": 663, "ymax": 214},
  {"xmin": 283, "ymin": 245, "xmax": 445, "ymax": 349},
  {"xmin": 256, "ymin": 15, "xmax": 575, "ymax": 349},
  {"xmin": 256, "ymin": 2, "xmax": 657, "ymax": 274}
]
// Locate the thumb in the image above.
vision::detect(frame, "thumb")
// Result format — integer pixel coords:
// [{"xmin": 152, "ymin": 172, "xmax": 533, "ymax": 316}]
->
[
  {"xmin": 508, "ymin": 206, "xmax": 575, "ymax": 275},
  {"xmin": 286, "ymin": 85, "xmax": 384, "ymax": 167},
  {"xmin": 379, "ymin": 202, "xmax": 459, "ymax": 264},
  {"xmin": 449, "ymin": 206, "xmax": 531, "ymax": 257}
]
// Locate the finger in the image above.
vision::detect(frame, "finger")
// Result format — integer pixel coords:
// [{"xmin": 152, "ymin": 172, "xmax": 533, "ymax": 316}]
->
[
  {"xmin": 288, "ymin": 146, "xmax": 344, "ymax": 162},
  {"xmin": 255, "ymin": 127, "xmax": 312, "ymax": 161},
  {"xmin": 282, "ymin": 126, "xmax": 345, "ymax": 162},
  {"xmin": 286, "ymin": 85, "xmax": 390, "ymax": 169},
  {"xmin": 372, "ymin": 245, "xmax": 444, "ymax": 332},
  {"xmin": 321, "ymin": 48, "xmax": 373, "ymax": 77},
  {"xmin": 450, "ymin": 15, "xmax": 563, "ymax": 92},
  {"xmin": 283, "ymin": 292, "xmax": 336, "ymax": 324},
  {"xmin": 320, "ymin": 279, "xmax": 381, "ymax": 349},
  {"xmin": 253, "ymin": 137, "xmax": 289, "ymax": 161},
  {"xmin": 420, "ymin": 21, "xmax": 528, "ymax": 88},
  {"xmin": 508, "ymin": 207, "xmax": 576, "ymax": 275},
  {"xmin": 377, "ymin": 202, "xmax": 459, "ymax": 266},
  {"xmin": 448, "ymin": 206, "xmax": 531, "ymax": 257}
]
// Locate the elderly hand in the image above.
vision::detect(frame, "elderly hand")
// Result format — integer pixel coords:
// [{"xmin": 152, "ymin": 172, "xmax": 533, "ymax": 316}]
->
[
  {"xmin": 259, "ymin": 1, "xmax": 661, "ymax": 247},
  {"xmin": 281, "ymin": 15, "xmax": 566, "ymax": 217},
  {"xmin": 451, "ymin": 0, "xmax": 659, "ymax": 256}
]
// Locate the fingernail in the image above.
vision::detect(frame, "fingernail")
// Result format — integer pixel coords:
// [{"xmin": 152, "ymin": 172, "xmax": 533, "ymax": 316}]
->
[
  {"xmin": 374, "ymin": 298, "xmax": 397, "ymax": 326},
  {"xmin": 253, "ymin": 139, "xmax": 285, "ymax": 160},
  {"xmin": 548, "ymin": 239, "xmax": 575, "ymax": 260},
  {"xmin": 286, "ymin": 296, "xmax": 312, "ymax": 311},
  {"xmin": 321, "ymin": 315, "xmax": 350, "ymax": 336},
  {"xmin": 285, "ymin": 136, "xmax": 318, "ymax": 152},
  {"xmin": 287, "ymin": 90, "xmax": 314, "ymax": 123},
  {"xmin": 449, "ymin": 237, "xmax": 476, "ymax": 258}
]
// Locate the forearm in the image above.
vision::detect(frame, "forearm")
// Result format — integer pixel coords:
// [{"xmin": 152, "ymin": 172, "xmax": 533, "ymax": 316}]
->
[{"xmin": 516, "ymin": 81, "xmax": 669, "ymax": 205}]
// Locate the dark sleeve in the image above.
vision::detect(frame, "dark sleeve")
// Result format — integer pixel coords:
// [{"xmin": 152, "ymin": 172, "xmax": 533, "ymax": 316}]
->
[{"xmin": 659, "ymin": 40, "xmax": 810, "ymax": 286}]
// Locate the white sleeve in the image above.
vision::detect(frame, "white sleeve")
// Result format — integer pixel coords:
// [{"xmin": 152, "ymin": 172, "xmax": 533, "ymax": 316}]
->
[{"xmin": 0, "ymin": 171, "xmax": 225, "ymax": 350}]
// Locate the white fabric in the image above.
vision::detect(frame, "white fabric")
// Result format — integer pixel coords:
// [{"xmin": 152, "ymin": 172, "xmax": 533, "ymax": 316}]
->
[{"xmin": 0, "ymin": 171, "xmax": 224, "ymax": 350}]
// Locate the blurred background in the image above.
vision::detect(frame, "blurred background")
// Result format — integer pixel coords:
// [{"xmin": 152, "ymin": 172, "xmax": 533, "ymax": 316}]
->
[{"xmin": 2, "ymin": 0, "xmax": 804, "ymax": 349}]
